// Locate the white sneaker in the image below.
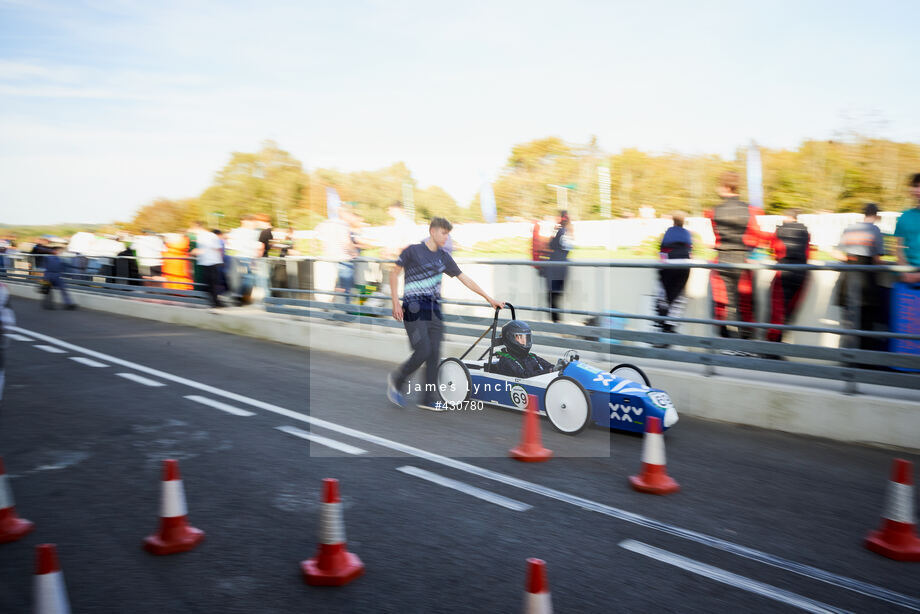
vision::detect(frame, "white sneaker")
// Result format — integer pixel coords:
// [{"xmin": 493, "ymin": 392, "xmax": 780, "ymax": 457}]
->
[{"xmin": 416, "ymin": 400, "xmax": 446, "ymax": 412}]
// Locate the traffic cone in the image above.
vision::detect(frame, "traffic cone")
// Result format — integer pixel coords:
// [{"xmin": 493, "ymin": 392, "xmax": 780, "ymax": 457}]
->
[
  {"xmin": 143, "ymin": 459, "xmax": 204, "ymax": 555},
  {"xmin": 523, "ymin": 558, "xmax": 553, "ymax": 614},
  {"xmin": 864, "ymin": 458, "xmax": 920, "ymax": 561},
  {"xmin": 510, "ymin": 394, "xmax": 552, "ymax": 462},
  {"xmin": 0, "ymin": 456, "xmax": 34, "ymax": 543},
  {"xmin": 33, "ymin": 544, "xmax": 71, "ymax": 614},
  {"xmin": 629, "ymin": 416, "xmax": 679, "ymax": 495},
  {"xmin": 301, "ymin": 478, "xmax": 364, "ymax": 586}
]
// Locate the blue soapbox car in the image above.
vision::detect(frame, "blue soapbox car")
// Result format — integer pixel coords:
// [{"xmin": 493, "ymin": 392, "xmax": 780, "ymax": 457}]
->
[{"xmin": 436, "ymin": 304, "xmax": 678, "ymax": 434}]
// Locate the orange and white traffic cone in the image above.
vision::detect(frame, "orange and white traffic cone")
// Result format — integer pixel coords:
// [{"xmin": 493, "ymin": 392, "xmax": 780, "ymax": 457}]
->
[
  {"xmin": 864, "ymin": 458, "xmax": 920, "ymax": 561},
  {"xmin": 629, "ymin": 416, "xmax": 679, "ymax": 495},
  {"xmin": 301, "ymin": 478, "xmax": 364, "ymax": 586},
  {"xmin": 523, "ymin": 558, "xmax": 553, "ymax": 614},
  {"xmin": 33, "ymin": 544, "xmax": 71, "ymax": 614},
  {"xmin": 0, "ymin": 456, "xmax": 34, "ymax": 543},
  {"xmin": 143, "ymin": 459, "xmax": 205, "ymax": 555},
  {"xmin": 510, "ymin": 394, "xmax": 552, "ymax": 462}
]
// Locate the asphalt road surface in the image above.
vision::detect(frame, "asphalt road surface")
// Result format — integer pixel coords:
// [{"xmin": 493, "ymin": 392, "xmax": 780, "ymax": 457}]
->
[{"xmin": 1, "ymin": 296, "xmax": 919, "ymax": 613}]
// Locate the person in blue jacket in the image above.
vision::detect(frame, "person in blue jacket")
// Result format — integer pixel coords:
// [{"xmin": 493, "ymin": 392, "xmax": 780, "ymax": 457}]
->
[{"xmin": 42, "ymin": 246, "xmax": 76, "ymax": 310}]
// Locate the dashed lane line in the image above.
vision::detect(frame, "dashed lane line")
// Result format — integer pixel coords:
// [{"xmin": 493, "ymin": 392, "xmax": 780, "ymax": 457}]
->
[
  {"xmin": 275, "ymin": 426, "xmax": 367, "ymax": 455},
  {"xmin": 11, "ymin": 325, "xmax": 920, "ymax": 613},
  {"xmin": 619, "ymin": 540, "xmax": 851, "ymax": 614},
  {"xmin": 4, "ymin": 333, "xmax": 33, "ymax": 342},
  {"xmin": 69, "ymin": 357, "xmax": 109, "ymax": 368},
  {"xmin": 397, "ymin": 465, "xmax": 532, "ymax": 511},
  {"xmin": 184, "ymin": 395, "xmax": 255, "ymax": 417},
  {"xmin": 34, "ymin": 344, "xmax": 67, "ymax": 354},
  {"xmin": 115, "ymin": 372, "xmax": 165, "ymax": 387}
]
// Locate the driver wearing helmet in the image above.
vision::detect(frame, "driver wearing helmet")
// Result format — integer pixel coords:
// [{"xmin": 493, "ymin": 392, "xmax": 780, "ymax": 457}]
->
[{"xmin": 494, "ymin": 320, "xmax": 554, "ymax": 378}]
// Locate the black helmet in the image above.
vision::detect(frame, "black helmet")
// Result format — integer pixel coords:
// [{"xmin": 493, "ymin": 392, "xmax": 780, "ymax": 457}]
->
[{"xmin": 501, "ymin": 320, "xmax": 532, "ymax": 358}]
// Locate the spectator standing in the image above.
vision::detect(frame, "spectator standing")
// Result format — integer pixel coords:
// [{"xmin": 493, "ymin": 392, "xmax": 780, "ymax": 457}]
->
[
  {"xmin": 162, "ymin": 234, "xmax": 194, "ymax": 291},
  {"xmin": 213, "ymin": 229, "xmax": 230, "ymax": 295},
  {"xmin": 321, "ymin": 205, "xmax": 359, "ymax": 303},
  {"xmin": 226, "ymin": 215, "xmax": 261, "ymax": 305},
  {"xmin": 190, "ymin": 221, "xmax": 224, "ymax": 308},
  {"xmin": 42, "ymin": 246, "xmax": 76, "ymax": 310},
  {"xmin": 765, "ymin": 210, "xmax": 812, "ymax": 345},
  {"xmin": 895, "ymin": 173, "xmax": 920, "ymax": 283},
  {"xmin": 705, "ymin": 171, "xmax": 766, "ymax": 340},
  {"xmin": 115, "ymin": 235, "xmax": 141, "ymax": 285},
  {"xmin": 256, "ymin": 214, "xmax": 274, "ymax": 258},
  {"xmin": 546, "ymin": 211, "xmax": 573, "ymax": 323},
  {"xmin": 837, "ymin": 203, "xmax": 887, "ymax": 351},
  {"xmin": 278, "ymin": 226, "xmax": 296, "ymax": 257},
  {"xmin": 386, "ymin": 217, "xmax": 503, "ymax": 410},
  {"xmin": 134, "ymin": 231, "xmax": 165, "ymax": 280},
  {"xmin": 654, "ymin": 212, "xmax": 693, "ymax": 342},
  {"xmin": 379, "ymin": 201, "xmax": 417, "ymax": 303}
]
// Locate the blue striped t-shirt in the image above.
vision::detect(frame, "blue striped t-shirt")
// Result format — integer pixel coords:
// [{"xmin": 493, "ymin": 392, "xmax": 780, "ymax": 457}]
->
[{"xmin": 397, "ymin": 241, "xmax": 462, "ymax": 304}]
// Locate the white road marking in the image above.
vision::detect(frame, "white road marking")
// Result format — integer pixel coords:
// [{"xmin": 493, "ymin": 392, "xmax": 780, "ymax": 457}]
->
[
  {"xmin": 5, "ymin": 333, "xmax": 33, "ymax": 341},
  {"xmin": 11, "ymin": 325, "xmax": 920, "ymax": 613},
  {"xmin": 115, "ymin": 372, "xmax": 165, "ymax": 387},
  {"xmin": 184, "ymin": 395, "xmax": 255, "ymax": 417},
  {"xmin": 397, "ymin": 465, "xmax": 531, "ymax": 511},
  {"xmin": 69, "ymin": 356, "xmax": 109, "ymax": 368},
  {"xmin": 275, "ymin": 425, "xmax": 367, "ymax": 455},
  {"xmin": 34, "ymin": 344, "xmax": 67, "ymax": 354},
  {"xmin": 619, "ymin": 540, "xmax": 850, "ymax": 614}
]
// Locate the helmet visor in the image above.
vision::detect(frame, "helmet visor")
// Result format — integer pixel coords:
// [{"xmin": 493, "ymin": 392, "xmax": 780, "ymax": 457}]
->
[{"xmin": 513, "ymin": 332, "xmax": 531, "ymax": 350}]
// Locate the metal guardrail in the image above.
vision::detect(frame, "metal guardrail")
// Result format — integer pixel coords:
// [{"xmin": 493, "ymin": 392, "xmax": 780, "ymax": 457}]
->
[
  {"xmin": 5, "ymin": 249, "xmax": 919, "ymax": 393},
  {"xmin": 0, "ymin": 254, "xmax": 210, "ymax": 305},
  {"xmin": 264, "ymin": 254, "xmax": 920, "ymax": 394}
]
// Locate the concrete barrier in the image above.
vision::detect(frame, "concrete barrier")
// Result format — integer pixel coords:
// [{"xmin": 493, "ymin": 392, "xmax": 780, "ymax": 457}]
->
[{"xmin": 6, "ymin": 282, "xmax": 918, "ymax": 451}]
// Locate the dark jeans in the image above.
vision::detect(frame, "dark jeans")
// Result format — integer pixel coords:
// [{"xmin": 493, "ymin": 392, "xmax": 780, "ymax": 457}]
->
[
  {"xmin": 202, "ymin": 264, "xmax": 221, "ymax": 307},
  {"xmin": 335, "ymin": 262, "xmax": 355, "ymax": 304},
  {"xmin": 393, "ymin": 305, "xmax": 444, "ymax": 403},
  {"xmin": 42, "ymin": 274, "xmax": 74, "ymax": 308}
]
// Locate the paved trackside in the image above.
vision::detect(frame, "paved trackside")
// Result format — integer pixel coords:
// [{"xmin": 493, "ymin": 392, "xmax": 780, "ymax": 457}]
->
[{"xmin": 1, "ymin": 297, "xmax": 918, "ymax": 613}]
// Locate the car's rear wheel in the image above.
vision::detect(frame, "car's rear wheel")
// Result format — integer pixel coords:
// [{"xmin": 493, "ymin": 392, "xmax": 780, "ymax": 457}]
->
[
  {"xmin": 610, "ymin": 363, "xmax": 650, "ymax": 387},
  {"xmin": 437, "ymin": 358, "xmax": 471, "ymax": 404},
  {"xmin": 543, "ymin": 376, "xmax": 591, "ymax": 435}
]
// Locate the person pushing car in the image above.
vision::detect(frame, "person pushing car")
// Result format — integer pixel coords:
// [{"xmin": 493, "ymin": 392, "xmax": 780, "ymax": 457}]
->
[{"xmin": 387, "ymin": 217, "xmax": 504, "ymax": 410}]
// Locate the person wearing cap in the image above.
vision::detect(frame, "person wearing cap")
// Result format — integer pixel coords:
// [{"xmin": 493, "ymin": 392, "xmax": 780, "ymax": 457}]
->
[{"xmin": 837, "ymin": 203, "xmax": 886, "ymax": 350}]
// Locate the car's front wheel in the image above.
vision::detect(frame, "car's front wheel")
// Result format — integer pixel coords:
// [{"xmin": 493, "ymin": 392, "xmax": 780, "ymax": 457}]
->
[{"xmin": 610, "ymin": 363, "xmax": 651, "ymax": 387}]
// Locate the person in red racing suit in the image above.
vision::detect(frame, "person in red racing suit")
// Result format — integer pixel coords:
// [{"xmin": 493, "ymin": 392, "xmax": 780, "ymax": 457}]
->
[
  {"xmin": 766, "ymin": 210, "xmax": 813, "ymax": 344},
  {"xmin": 705, "ymin": 171, "xmax": 768, "ymax": 339}
]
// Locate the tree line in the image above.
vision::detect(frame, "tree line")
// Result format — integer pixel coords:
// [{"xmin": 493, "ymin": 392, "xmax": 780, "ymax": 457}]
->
[{"xmin": 124, "ymin": 136, "xmax": 920, "ymax": 233}]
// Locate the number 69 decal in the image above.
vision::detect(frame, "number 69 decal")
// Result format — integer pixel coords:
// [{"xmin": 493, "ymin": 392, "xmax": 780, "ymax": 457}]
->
[{"xmin": 509, "ymin": 385, "xmax": 529, "ymax": 408}]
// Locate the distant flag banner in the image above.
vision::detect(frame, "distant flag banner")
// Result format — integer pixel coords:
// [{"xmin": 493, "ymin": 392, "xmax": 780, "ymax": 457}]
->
[
  {"xmin": 480, "ymin": 181, "xmax": 497, "ymax": 223},
  {"xmin": 746, "ymin": 142, "xmax": 764, "ymax": 210},
  {"xmin": 326, "ymin": 187, "xmax": 341, "ymax": 220}
]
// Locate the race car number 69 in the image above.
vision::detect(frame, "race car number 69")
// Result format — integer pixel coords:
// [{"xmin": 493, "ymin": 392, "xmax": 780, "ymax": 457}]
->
[{"xmin": 509, "ymin": 385, "xmax": 528, "ymax": 408}]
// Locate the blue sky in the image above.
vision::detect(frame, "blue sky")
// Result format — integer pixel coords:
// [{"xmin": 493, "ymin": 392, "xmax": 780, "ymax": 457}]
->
[{"xmin": 1, "ymin": 0, "xmax": 918, "ymax": 224}]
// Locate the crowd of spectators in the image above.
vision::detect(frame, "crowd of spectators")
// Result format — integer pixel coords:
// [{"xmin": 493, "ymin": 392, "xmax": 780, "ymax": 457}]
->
[{"xmin": 3, "ymin": 171, "xmax": 920, "ymax": 357}]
